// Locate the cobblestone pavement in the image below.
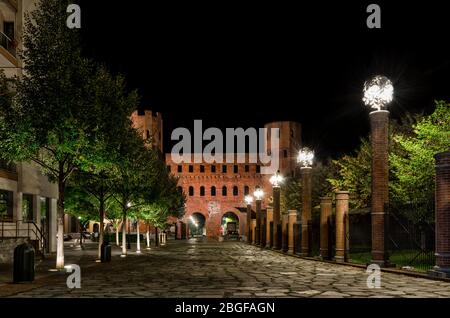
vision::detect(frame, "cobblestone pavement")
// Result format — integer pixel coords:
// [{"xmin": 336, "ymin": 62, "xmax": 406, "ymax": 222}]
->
[{"xmin": 3, "ymin": 239, "xmax": 450, "ymax": 298}]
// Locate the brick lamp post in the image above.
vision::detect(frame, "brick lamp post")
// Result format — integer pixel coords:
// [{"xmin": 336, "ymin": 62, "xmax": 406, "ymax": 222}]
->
[
  {"xmin": 244, "ymin": 195, "xmax": 254, "ymax": 244},
  {"xmin": 270, "ymin": 171, "xmax": 284, "ymax": 250},
  {"xmin": 363, "ymin": 75, "xmax": 394, "ymax": 267},
  {"xmin": 297, "ymin": 147, "xmax": 314, "ymax": 256},
  {"xmin": 253, "ymin": 187, "xmax": 264, "ymax": 246}
]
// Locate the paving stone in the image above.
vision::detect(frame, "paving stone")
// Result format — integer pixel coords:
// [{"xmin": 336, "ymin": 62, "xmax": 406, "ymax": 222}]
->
[{"xmin": 2, "ymin": 240, "xmax": 450, "ymax": 298}]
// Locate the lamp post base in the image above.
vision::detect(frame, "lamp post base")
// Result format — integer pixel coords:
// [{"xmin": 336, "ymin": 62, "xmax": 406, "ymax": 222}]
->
[{"xmin": 428, "ymin": 266, "xmax": 450, "ymax": 279}]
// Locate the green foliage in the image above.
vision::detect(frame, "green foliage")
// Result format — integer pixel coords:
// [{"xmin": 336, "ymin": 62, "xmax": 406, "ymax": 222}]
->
[
  {"xmin": 327, "ymin": 101, "xmax": 449, "ymax": 223},
  {"xmin": 64, "ymin": 185, "xmax": 98, "ymax": 223},
  {"xmin": 0, "ymin": 0, "xmax": 173, "ymax": 264},
  {"xmin": 390, "ymin": 101, "xmax": 450, "ymax": 222},
  {"xmin": 328, "ymin": 139, "xmax": 372, "ymax": 209},
  {"xmin": 281, "ymin": 161, "xmax": 336, "ymax": 213},
  {"xmin": 0, "ymin": 0, "xmax": 108, "ymax": 187}
]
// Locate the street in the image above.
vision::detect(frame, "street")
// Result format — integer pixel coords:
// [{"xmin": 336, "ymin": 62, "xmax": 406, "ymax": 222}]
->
[{"xmin": 1, "ymin": 239, "xmax": 450, "ymax": 298}]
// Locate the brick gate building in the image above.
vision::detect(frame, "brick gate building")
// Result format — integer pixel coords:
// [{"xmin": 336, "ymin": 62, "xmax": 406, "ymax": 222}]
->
[{"xmin": 132, "ymin": 110, "xmax": 302, "ymax": 240}]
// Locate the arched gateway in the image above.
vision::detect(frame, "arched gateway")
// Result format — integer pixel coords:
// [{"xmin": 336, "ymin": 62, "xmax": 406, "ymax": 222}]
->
[
  {"xmin": 188, "ymin": 212, "xmax": 207, "ymax": 237},
  {"xmin": 221, "ymin": 211, "xmax": 240, "ymax": 238}
]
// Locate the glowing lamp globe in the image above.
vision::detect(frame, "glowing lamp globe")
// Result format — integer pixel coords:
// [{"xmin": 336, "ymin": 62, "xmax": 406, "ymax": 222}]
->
[
  {"xmin": 269, "ymin": 171, "xmax": 284, "ymax": 187},
  {"xmin": 363, "ymin": 75, "xmax": 394, "ymax": 111},
  {"xmin": 244, "ymin": 195, "xmax": 254, "ymax": 205},
  {"xmin": 297, "ymin": 148, "xmax": 314, "ymax": 168},
  {"xmin": 253, "ymin": 188, "xmax": 264, "ymax": 200}
]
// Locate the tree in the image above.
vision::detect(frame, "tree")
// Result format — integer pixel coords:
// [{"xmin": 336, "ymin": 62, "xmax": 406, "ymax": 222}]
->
[
  {"xmin": 111, "ymin": 128, "xmax": 160, "ymax": 256},
  {"xmin": 0, "ymin": 0, "xmax": 102, "ymax": 269},
  {"xmin": 281, "ymin": 160, "xmax": 336, "ymax": 214},
  {"xmin": 65, "ymin": 66, "xmax": 139, "ymax": 258},
  {"xmin": 390, "ymin": 100, "xmax": 450, "ymax": 223},
  {"xmin": 328, "ymin": 139, "xmax": 372, "ymax": 209},
  {"xmin": 133, "ymin": 155, "xmax": 185, "ymax": 248},
  {"xmin": 64, "ymin": 185, "xmax": 97, "ymax": 248}
]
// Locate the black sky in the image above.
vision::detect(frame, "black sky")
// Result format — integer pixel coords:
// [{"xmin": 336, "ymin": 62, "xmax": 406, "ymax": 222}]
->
[{"xmin": 78, "ymin": 0, "xmax": 450, "ymax": 159}]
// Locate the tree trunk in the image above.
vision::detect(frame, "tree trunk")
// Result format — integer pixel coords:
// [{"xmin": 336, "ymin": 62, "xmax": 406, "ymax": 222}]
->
[
  {"xmin": 136, "ymin": 219, "xmax": 141, "ymax": 253},
  {"xmin": 146, "ymin": 223, "xmax": 150, "ymax": 249},
  {"xmin": 121, "ymin": 213, "xmax": 127, "ymax": 256},
  {"xmin": 155, "ymin": 227, "xmax": 159, "ymax": 247},
  {"xmin": 79, "ymin": 220, "xmax": 83, "ymax": 248},
  {"xmin": 56, "ymin": 179, "xmax": 65, "ymax": 269},
  {"xmin": 116, "ymin": 221, "xmax": 120, "ymax": 246},
  {"xmin": 98, "ymin": 195, "xmax": 105, "ymax": 259}
]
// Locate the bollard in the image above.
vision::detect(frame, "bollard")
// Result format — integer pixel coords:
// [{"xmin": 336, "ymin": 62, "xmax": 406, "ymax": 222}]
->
[{"xmin": 320, "ymin": 197, "xmax": 332, "ymax": 260}]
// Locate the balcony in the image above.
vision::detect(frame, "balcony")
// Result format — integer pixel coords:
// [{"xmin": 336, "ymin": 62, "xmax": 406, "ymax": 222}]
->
[
  {"xmin": 0, "ymin": 159, "xmax": 17, "ymax": 181},
  {"xmin": 0, "ymin": 31, "xmax": 16, "ymax": 57}
]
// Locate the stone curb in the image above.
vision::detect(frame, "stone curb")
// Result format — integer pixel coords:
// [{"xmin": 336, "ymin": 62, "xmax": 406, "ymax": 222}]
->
[{"xmin": 248, "ymin": 242, "xmax": 450, "ymax": 283}]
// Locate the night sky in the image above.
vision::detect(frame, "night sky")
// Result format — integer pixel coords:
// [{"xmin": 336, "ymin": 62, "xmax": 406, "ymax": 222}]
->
[{"xmin": 78, "ymin": 1, "xmax": 450, "ymax": 159}]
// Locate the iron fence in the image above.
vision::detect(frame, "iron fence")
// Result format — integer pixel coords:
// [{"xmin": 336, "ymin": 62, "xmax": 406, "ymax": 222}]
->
[{"xmin": 387, "ymin": 201, "xmax": 435, "ymax": 272}]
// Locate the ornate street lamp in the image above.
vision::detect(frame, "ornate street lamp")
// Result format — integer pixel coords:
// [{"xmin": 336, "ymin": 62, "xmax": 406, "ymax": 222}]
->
[
  {"xmin": 244, "ymin": 195, "xmax": 254, "ymax": 244},
  {"xmin": 297, "ymin": 148, "xmax": 314, "ymax": 168},
  {"xmin": 253, "ymin": 188, "xmax": 264, "ymax": 246},
  {"xmin": 270, "ymin": 171, "xmax": 284, "ymax": 250},
  {"xmin": 297, "ymin": 147, "xmax": 314, "ymax": 256},
  {"xmin": 363, "ymin": 75, "xmax": 393, "ymax": 267}
]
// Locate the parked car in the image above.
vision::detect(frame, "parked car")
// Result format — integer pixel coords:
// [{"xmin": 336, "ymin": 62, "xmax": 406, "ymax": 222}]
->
[{"xmin": 63, "ymin": 234, "xmax": 73, "ymax": 241}]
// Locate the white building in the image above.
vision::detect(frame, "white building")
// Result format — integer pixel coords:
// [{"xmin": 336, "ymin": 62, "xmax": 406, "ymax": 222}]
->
[{"xmin": 1, "ymin": 0, "xmax": 58, "ymax": 263}]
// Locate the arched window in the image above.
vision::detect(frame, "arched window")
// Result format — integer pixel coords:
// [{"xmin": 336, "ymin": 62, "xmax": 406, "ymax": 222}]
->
[
  {"xmin": 177, "ymin": 186, "xmax": 183, "ymax": 194},
  {"xmin": 244, "ymin": 186, "xmax": 249, "ymax": 196},
  {"xmin": 146, "ymin": 130, "xmax": 150, "ymax": 139},
  {"xmin": 200, "ymin": 186, "xmax": 205, "ymax": 197},
  {"xmin": 233, "ymin": 186, "xmax": 239, "ymax": 196},
  {"xmin": 211, "ymin": 186, "xmax": 216, "ymax": 196},
  {"xmin": 189, "ymin": 186, "xmax": 194, "ymax": 196},
  {"xmin": 222, "ymin": 186, "xmax": 227, "ymax": 196}
]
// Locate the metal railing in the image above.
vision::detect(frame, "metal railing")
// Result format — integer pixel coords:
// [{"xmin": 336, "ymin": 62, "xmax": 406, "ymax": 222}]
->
[
  {"xmin": 0, "ymin": 218, "xmax": 47, "ymax": 255},
  {"xmin": 0, "ymin": 31, "xmax": 16, "ymax": 57}
]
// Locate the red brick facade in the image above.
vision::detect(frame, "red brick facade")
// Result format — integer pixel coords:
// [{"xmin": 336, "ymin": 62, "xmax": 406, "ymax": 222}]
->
[
  {"xmin": 166, "ymin": 156, "xmax": 266, "ymax": 238},
  {"xmin": 131, "ymin": 111, "xmax": 302, "ymax": 240},
  {"xmin": 435, "ymin": 151, "xmax": 450, "ymax": 272},
  {"xmin": 370, "ymin": 110, "xmax": 390, "ymax": 266}
]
